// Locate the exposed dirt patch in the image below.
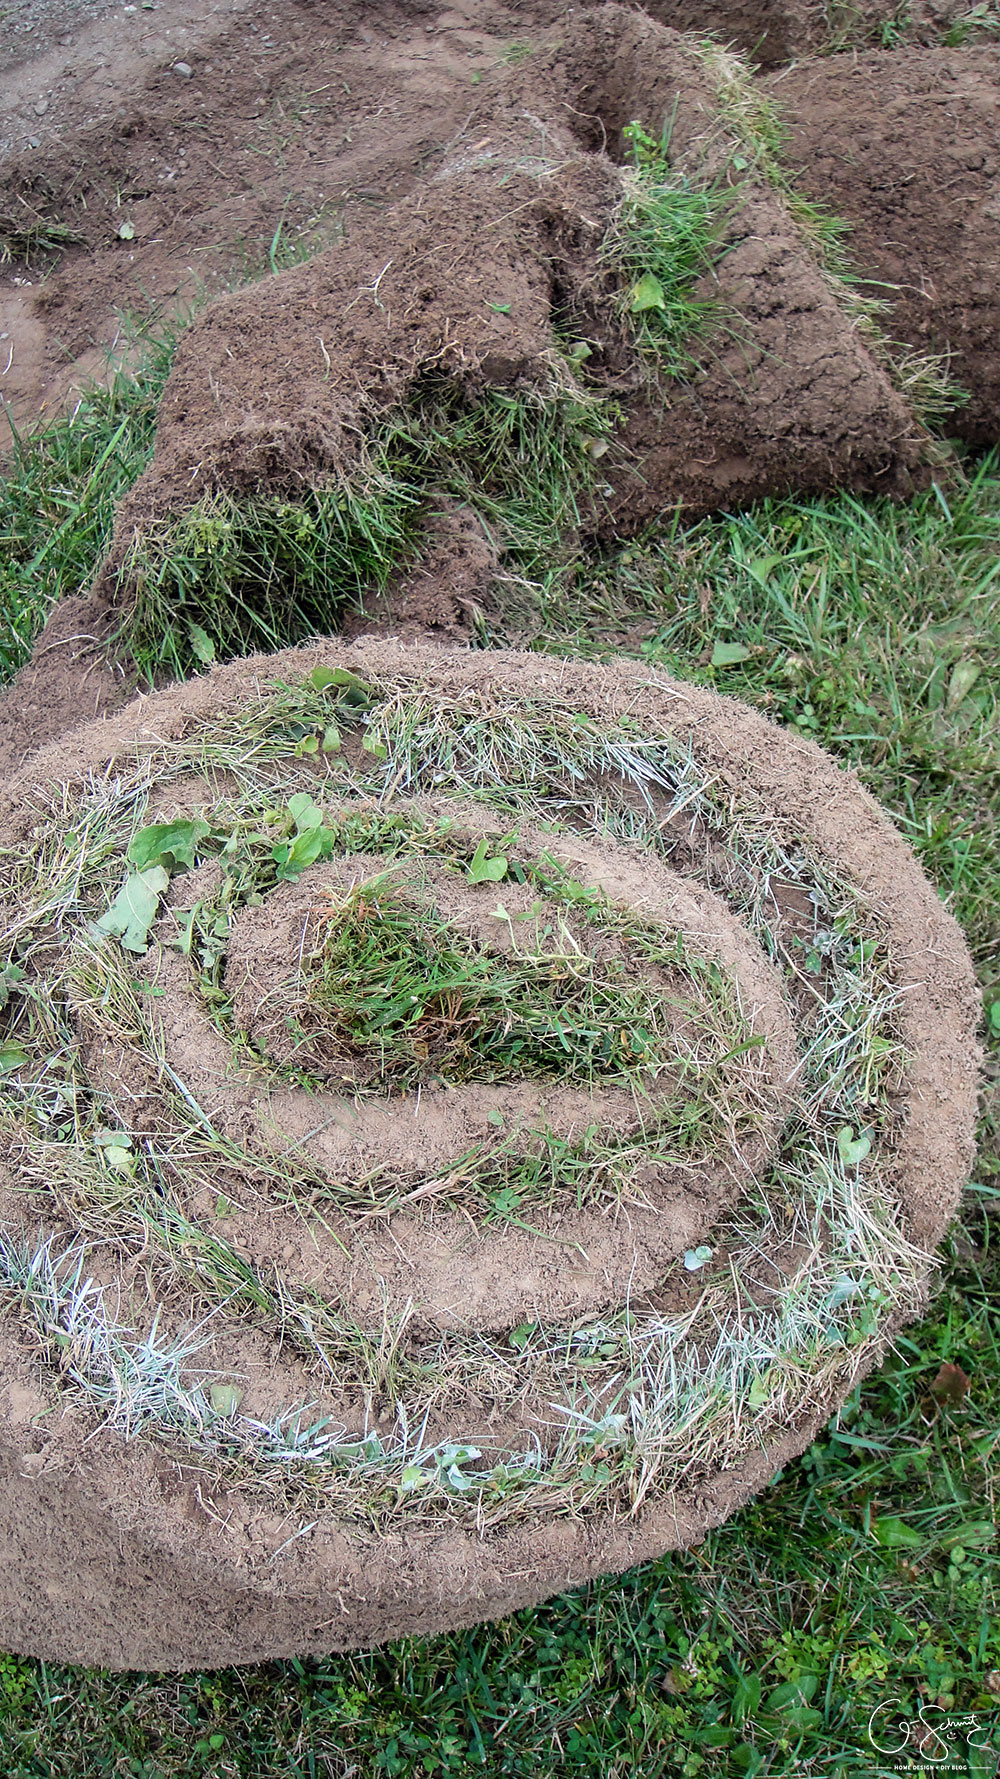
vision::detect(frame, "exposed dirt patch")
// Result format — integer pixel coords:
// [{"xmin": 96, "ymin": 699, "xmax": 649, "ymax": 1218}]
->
[
  {"xmin": 0, "ymin": 0, "xmax": 508, "ymax": 438},
  {"xmin": 7, "ymin": 0, "xmax": 980, "ymax": 759},
  {"xmin": 0, "ymin": 640, "xmax": 980, "ymax": 1668},
  {"xmin": 2, "ymin": 0, "xmax": 996, "ymax": 455},
  {"xmin": 641, "ymin": 0, "xmax": 998, "ymax": 63},
  {"xmin": 768, "ymin": 43, "xmax": 1000, "ymax": 446},
  {"xmin": 71, "ymin": 7, "xmax": 932, "ymax": 639}
]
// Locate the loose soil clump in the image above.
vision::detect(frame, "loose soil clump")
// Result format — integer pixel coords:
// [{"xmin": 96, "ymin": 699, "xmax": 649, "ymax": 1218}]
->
[{"xmin": 0, "ymin": 641, "xmax": 980, "ymax": 1669}]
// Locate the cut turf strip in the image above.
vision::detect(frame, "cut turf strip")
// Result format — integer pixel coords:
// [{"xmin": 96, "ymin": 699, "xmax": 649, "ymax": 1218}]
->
[{"xmin": 0, "ymin": 642, "xmax": 980, "ymax": 1669}]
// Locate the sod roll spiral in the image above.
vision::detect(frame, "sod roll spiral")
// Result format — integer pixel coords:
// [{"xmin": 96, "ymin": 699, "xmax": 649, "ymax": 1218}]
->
[{"xmin": 0, "ymin": 643, "xmax": 979, "ymax": 1669}]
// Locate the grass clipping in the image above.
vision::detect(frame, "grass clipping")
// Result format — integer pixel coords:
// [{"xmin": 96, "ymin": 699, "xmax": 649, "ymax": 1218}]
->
[{"xmin": 0, "ymin": 645, "xmax": 968, "ymax": 1536}]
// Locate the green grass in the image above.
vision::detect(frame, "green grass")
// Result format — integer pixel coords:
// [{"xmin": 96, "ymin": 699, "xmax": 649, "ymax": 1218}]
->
[
  {"xmin": 279, "ymin": 871, "xmax": 710, "ymax": 1089},
  {"xmin": 530, "ymin": 464, "xmax": 1000, "ymax": 992},
  {"xmin": 118, "ymin": 377, "xmax": 611, "ymax": 680},
  {"xmin": 602, "ymin": 119, "xmax": 730, "ymax": 378},
  {"xmin": 0, "ymin": 320, "xmax": 177, "ymax": 679}
]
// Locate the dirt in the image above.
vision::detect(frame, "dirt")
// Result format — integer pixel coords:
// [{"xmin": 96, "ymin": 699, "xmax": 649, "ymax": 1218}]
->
[
  {"xmin": 118, "ymin": 829, "xmax": 795, "ymax": 1332},
  {"xmin": 0, "ymin": 639, "xmax": 980, "ymax": 1669},
  {"xmin": 0, "ymin": 0, "xmax": 996, "ymax": 685},
  {"xmin": 0, "ymin": 0, "xmax": 991, "ymax": 1674},
  {"xmin": 13, "ymin": 0, "xmax": 951, "ymax": 663},
  {"xmin": 0, "ymin": 0, "xmax": 988, "ymax": 474},
  {"xmin": 767, "ymin": 43, "xmax": 1000, "ymax": 446}
]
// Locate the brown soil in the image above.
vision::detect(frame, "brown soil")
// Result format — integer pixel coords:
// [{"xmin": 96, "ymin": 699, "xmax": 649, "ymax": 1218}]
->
[
  {"xmin": 0, "ymin": 0, "xmax": 996, "ymax": 738},
  {"xmin": 3, "ymin": 0, "xmax": 996, "ymax": 459},
  {"xmin": 0, "ymin": 640, "xmax": 980, "ymax": 1669},
  {"xmin": 0, "ymin": 0, "xmax": 991, "ymax": 1677},
  {"xmin": 767, "ymin": 44, "xmax": 1000, "ymax": 446},
  {"xmin": 89, "ymin": 5, "xmax": 927, "ymax": 553},
  {"xmin": 642, "ymin": 0, "xmax": 995, "ymax": 64}
]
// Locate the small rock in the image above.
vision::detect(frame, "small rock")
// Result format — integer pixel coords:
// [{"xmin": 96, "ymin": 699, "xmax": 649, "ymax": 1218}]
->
[
  {"xmin": 27, "ymin": 136, "xmax": 40, "ymax": 149},
  {"xmin": 172, "ymin": 60, "xmax": 193, "ymax": 79},
  {"xmin": 34, "ymin": 99, "xmax": 48, "ymax": 116}
]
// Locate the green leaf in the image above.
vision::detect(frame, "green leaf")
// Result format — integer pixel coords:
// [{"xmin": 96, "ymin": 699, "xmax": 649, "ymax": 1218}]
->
[
  {"xmin": 874, "ymin": 1515, "xmax": 923, "ymax": 1549},
  {"xmin": 837, "ymin": 1124, "xmax": 872, "ymax": 1168},
  {"xmin": 309, "ymin": 665, "xmax": 373, "ymax": 705},
  {"xmin": 0, "ymin": 1043, "xmax": 28, "ymax": 1074},
  {"xmin": 683, "ymin": 1244, "xmax": 713, "ymax": 1271},
  {"xmin": 731, "ymin": 1745, "xmax": 765, "ymax": 1777},
  {"xmin": 631, "ymin": 271, "xmax": 667, "ymax": 312},
  {"xmin": 509, "ymin": 1322, "xmax": 535, "ymax": 1352},
  {"xmin": 779, "ymin": 1707, "xmax": 822, "ymax": 1733},
  {"xmin": 287, "ymin": 792, "xmax": 324, "ymax": 833},
  {"xmin": 732, "ymin": 1671, "xmax": 762, "ymax": 1726},
  {"xmin": 322, "ymin": 723, "xmax": 341, "ymax": 754},
  {"xmin": 0, "ymin": 964, "xmax": 25, "ymax": 1011},
  {"xmin": 491, "ymin": 1188, "xmax": 522, "ymax": 1214},
  {"xmin": 468, "ymin": 837, "xmax": 508, "ymax": 884},
  {"xmin": 765, "ymin": 1675, "xmax": 819, "ymax": 1711},
  {"xmin": 362, "ymin": 731, "xmax": 388, "ymax": 760},
  {"xmin": 128, "ymin": 818, "xmax": 211, "ymax": 873},
  {"xmin": 276, "ymin": 831, "xmax": 323, "ymax": 879},
  {"xmin": 711, "ymin": 640, "xmax": 752, "ymax": 668},
  {"xmin": 209, "ymin": 1383, "xmax": 243, "ymax": 1418},
  {"xmin": 118, "ymin": 219, "xmax": 135, "ymax": 241},
  {"xmin": 939, "ymin": 1519, "xmax": 993, "ymax": 1549},
  {"xmin": 487, "ymin": 1108, "xmax": 505, "ymax": 1127},
  {"xmin": 95, "ymin": 867, "xmax": 169, "ymax": 953},
  {"xmin": 946, "ymin": 657, "xmax": 980, "ymax": 711},
  {"xmin": 188, "ymin": 622, "xmax": 216, "ymax": 665},
  {"xmin": 103, "ymin": 1144, "xmax": 135, "ymax": 1174},
  {"xmin": 695, "ymin": 1726, "xmax": 734, "ymax": 1747},
  {"xmin": 746, "ymin": 552, "xmax": 784, "ymax": 589},
  {"xmin": 400, "ymin": 1464, "xmax": 429, "ymax": 1491},
  {"xmin": 746, "ymin": 1371, "xmax": 774, "ymax": 1411}
]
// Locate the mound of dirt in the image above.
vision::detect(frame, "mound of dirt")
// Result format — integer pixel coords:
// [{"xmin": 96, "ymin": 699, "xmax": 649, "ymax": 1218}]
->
[
  {"xmin": 78, "ymin": 6, "xmax": 927, "ymax": 641},
  {"xmin": 642, "ymin": 0, "xmax": 995, "ymax": 64},
  {"xmin": 0, "ymin": 641, "xmax": 979, "ymax": 1669},
  {"xmin": 3, "ymin": 0, "xmax": 996, "ymax": 455},
  {"xmin": 768, "ymin": 44, "xmax": 1000, "ymax": 446}
]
